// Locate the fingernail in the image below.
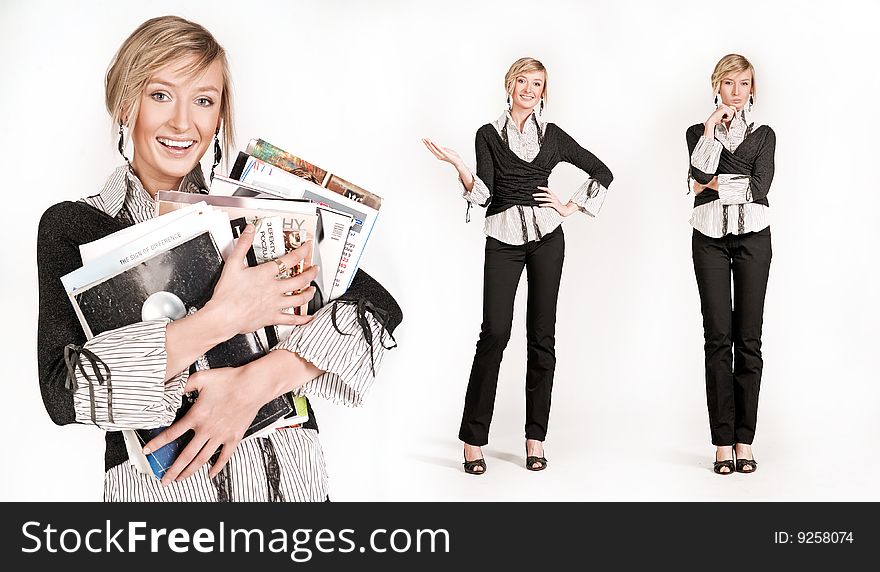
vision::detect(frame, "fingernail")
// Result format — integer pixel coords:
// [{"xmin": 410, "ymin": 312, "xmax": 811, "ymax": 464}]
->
[
  {"xmin": 143, "ymin": 446, "xmax": 152, "ymax": 454},
  {"xmin": 243, "ymin": 224, "xmax": 255, "ymax": 233}
]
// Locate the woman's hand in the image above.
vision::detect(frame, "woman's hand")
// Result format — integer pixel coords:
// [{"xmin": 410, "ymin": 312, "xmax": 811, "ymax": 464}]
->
[
  {"xmin": 144, "ymin": 366, "xmax": 263, "ymax": 484},
  {"xmin": 693, "ymin": 176, "xmax": 719, "ymax": 195},
  {"xmin": 205, "ymin": 224, "xmax": 318, "ymax": 337},
  {"xmin": 704, "ymin": 104, "xmax": 736, "ymax": 137},
  {"xmin": 535, "ymin": 186, "xmax": 579, "ymax": 217},
  {"xmin": 422, "ymin": 138, "xmax": 463, "ymax": 167},
  {"xmin": 423, "ymin": 137, "xmax": 477, "ymax": 192},
  {"xmin": 144, "ymin": 349, "xmax": 322, "ymax": 485}
]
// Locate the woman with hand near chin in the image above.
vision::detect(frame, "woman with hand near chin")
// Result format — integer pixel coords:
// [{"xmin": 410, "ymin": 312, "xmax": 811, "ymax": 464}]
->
[
  {"xmin": 424, "ymin": 57, "xmax": 613, "ymax": 474},
  {"xmin": 686, "ymin": 53, "xmax": 775, "ymax": 476}
]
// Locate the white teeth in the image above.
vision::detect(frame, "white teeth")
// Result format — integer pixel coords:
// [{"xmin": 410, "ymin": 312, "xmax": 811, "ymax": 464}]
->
[{"xmin": 158, "ymin": 138, "xmax": 194, "ymax": 148}]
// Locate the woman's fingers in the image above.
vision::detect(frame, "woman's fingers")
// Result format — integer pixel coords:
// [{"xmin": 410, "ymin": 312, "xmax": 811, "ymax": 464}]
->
[
  {"xmin": 269, "ymin": 240, "xmax": 314, "ymax": 277},
  {"xmin": 422, "ymin": 138, "xmax": 445, "ymax": 160},
  {"xmin": 159, "ymin": 434, "xmax": 209, "ymax": 485},
  {"xmin": 208, "ymin": 440, "xmax": 240, "ymax": 480},
  {"xmin": 277, "ymin": 285, "xmax": 317, "ymax": 310},
  {"xmin": 143, "ymin": 417, "xmax": 194, "ymax": 456},
  {"xmin": 230, "ymin": 223, "xmax": 256, "ymax": 268},
  {"xmin": 176, "ymin": 438, "xmax": 223, "ymax": 482},
  {"xmin": 277, "ymin": 312, "xmax": 316, "ymax": 326},
  {"xmin": 274, "ymin": 265, "xmax": 320, "ymax": 294}
]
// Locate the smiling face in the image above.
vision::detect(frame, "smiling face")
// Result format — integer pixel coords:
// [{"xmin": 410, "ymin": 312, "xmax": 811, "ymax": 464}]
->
[
  {"xmin": 718, "ymin": 69, "xmax": 753, "ymax": 111},
  {"xmin": 130, "ymin": 55, "xmax": 223, "ymax": 195},
  {"xmin": 510, "ymin": 70, "xmax": 545, "ymax": 113}
]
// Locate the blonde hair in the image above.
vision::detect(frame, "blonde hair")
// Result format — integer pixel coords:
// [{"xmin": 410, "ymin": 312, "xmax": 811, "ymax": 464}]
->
[
  {"xmin": 504, "ymin": 57, "xmax": 548, "ymax": 103},
  {"xmin": 711, "ymin": 54, "xmax": 757, "ymax": 101},
  {"xmin": 105, "ymin": 15, "xmax": 234, "ymax": 161}
]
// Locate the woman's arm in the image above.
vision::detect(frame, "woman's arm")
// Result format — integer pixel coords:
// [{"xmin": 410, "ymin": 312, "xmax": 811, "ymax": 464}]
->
[
  {"xmin": 37, "ymin": 208, "xmax": 317, "ymax": 431},
  {"xmin": 557, "ymin": 126, "xmax": 614, "ymax": 189},
  {"xmin": 545, "ymin": 126, "xmax": 613, "ymax": 217},
  {"xmin": 145, "ymin": 268, "xmax": 403, "ymax": 483},
  {"xmin": 746, "ymin": 127, "xmax": 776, "ymax": 202},
  {"xmin": 423, "ymin": 130, "xmax": 494, "ymax": 209},
  {"xmin": 713, "ymin": 127, "xmax": 775, "ymax": 204},
  {"xmin": 37, "ymin": 203, "xmax": 189, "ymax": 429},
  {"xmin": 686, "ymin": 125, "xmax": 719, "ymax": 185}
]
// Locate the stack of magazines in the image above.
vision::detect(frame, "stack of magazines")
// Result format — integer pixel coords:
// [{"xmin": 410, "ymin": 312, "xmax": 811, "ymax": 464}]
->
[{"xmin": 60, "ymin": 140, "xmax": 382, "ymax": 479}]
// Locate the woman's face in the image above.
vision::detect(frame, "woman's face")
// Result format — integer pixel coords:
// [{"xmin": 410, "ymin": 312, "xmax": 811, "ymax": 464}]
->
[
  {"xmin": 510, "ymin": 70, "xmax": 545, "ymax": 113},
  {"xmin": 130, "ymin": 55, "xmax": 223, "ymax": 193},
  {"xmin": 718, "ymin": 69, "xmax": 752, "ymax": 111}
]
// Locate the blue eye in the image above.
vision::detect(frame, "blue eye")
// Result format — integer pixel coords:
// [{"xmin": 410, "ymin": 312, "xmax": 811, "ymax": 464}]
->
[
  {"xmin": 151, "ymin": 92, "xmax": 169, "ymax": 102},
  {"xmin": 196, "ymin": 97, "xmax": 213, "ymax": 107}
]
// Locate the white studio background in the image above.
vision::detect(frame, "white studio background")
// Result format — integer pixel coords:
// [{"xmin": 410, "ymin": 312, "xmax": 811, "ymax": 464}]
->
[{"xmin": 1, "ymin": 0, "xmax": 877, "ymax": 501}]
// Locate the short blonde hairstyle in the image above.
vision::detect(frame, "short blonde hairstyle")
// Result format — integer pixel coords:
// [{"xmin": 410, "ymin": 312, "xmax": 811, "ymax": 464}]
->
[
  {"xmin": 711, "ymin": 54, "xmax": 757, "ymax": 101},
  {"xmin": 105, "ymin": 15, "xmax": 234, "ymax": 160},
  {"xmin": 504, "ymin": 57, "xmax": 548, "ymax": 103}
]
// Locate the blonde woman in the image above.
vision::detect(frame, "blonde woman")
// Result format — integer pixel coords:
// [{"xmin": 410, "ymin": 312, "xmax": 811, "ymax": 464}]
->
[
  {"xmin": 424, "ymin": 58, "xmax": 613, "ymax": 474},
  {"xmin": 686, "ymin": 54, "xmax": 775, "ymax": 475},
  {"xmin": 37, "ymin": 16, "xmax": 400, "ymax": 501}
]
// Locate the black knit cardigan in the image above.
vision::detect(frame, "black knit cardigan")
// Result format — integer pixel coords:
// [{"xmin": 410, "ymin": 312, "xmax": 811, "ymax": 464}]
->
[
  {"xmin": 36, "ymin": 200, "xmax": 402, "ymax": 471},
  {"xmin": 474, "ymin": 122, "xmax": 614, "ymax": 217}
]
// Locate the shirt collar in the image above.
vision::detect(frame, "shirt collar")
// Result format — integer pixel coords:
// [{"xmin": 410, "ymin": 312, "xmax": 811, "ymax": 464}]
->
[
  {"xmin": 495, "ymin": 109, "xmax": 546, "ymax": 136},
  {"xmin": 97, "ymin": 164, "xmax": 207, "ymax": 218}
]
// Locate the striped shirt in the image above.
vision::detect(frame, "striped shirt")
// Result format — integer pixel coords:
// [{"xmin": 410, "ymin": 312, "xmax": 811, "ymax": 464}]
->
[
  {"xmin": 688, "ymin": 108, "xmax": 770, "ymax": 238},
  {"xmin": 76, "ymin": 165, "xmax": 390, "ymax": 501},
  {"xmin": 461, "ymin": 111, "xmax": 609, "ymax": 245}
]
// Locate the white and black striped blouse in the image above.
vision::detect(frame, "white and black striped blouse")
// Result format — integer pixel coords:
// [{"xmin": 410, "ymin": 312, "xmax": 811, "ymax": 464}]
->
[
  {"xmin": 76, "ymin": 165, "xmax": 390, "ymax": 501},
  {"xmin": 689, "ymin": 107, "xmax": 770, "ymax": 238},
  {"xmin": 460, "ymin": 111, "xmax": 608, "ymax": 246}
]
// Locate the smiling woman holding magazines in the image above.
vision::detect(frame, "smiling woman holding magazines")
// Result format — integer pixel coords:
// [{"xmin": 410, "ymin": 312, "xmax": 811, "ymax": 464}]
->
[{"xmin": 36, "ymin": 15, "xmax": 401, "ymax": 502}]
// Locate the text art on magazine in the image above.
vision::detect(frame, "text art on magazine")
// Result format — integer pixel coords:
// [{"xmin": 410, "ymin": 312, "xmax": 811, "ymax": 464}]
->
[
  {"xmin": 227, "ymin": 153, "xmax": 378, "ymax": 300},
  {"xmin": 209, "ymin": 175, "xmax": 353, "ymax": 306}
]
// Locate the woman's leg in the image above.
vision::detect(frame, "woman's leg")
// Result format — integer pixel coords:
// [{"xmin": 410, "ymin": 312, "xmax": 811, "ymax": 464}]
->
[
  {"xmin": 458, "ymin": 237, "xmax": 527, "ymax": 447},
  {"xmin": 692, "ymin": 229, "xmax": 735, "ymax": 446},
  {"xmin": 731, "ymin": 227, "xmax": 772, "ymax": 446},
  {"xmin": 523, "ymin": 226, "xmax": 565, "ymax": 442}
]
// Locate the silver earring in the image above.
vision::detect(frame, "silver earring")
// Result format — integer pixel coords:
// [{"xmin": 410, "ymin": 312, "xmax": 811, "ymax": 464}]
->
[{"xmin": 748, "ymin": 94, "xmax": 754, "ymax": 112}]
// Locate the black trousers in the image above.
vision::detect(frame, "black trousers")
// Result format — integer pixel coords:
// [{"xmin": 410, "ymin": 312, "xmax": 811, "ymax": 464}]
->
[
  {"xmin": 692, "ymin": 227, "xmax": 772, "ymax": 446},
  {"xmin": 459, "ymin": 226, "xmax": 565, "ymax": 446}
]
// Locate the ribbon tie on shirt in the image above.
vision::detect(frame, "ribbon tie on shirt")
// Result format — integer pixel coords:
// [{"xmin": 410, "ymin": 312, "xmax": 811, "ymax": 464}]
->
[
  {"xmin": 330, "ymin": 299, "xmax": 398, "ymax": 376},
  {"xmin": 63, "ymin": 343, "xmax": 114, "ymax": 425}
]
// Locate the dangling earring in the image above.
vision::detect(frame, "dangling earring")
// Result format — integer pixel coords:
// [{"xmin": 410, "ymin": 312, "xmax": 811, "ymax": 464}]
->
[
  {"xmin": 117, "ymin": 121, "xmax": 131, "ymax": 168},
  {"xmin": 748, "ymin": 94, "xmax": 754, "ymax": 112},
  {"xmin": 539, "ymin": 97, "xmax": 544, "ymax": 116},
  {"xmin": 210, "ymin": 130, "xmax": 222, "ymax": 182},
  {"xmin": 714, "ymin": 94, "xmax": 719, "ymax": 106},
  {"xmin": 507, "ymin": 94, "xmax": 512, "ymax": 111}
]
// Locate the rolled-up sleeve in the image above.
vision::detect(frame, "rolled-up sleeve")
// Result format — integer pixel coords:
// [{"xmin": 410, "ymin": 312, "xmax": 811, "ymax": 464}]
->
[
  {"xmin": 569, "ymin": 178, "xmax": 609, "ymax": 218},
  {"xmin": 459, "ymin": 166, "xmax": 492, "ymax": 206},
  {"xmin": 70, "ymin": 320, "xmax": 188, "ymax": 430},
  {"xmin": 271, "ymin": 303, "xmax": 393, "ymax": 408},
  {"xmin": 690, "ymin": 135, "xmax": 723, "ymax": 174}
]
